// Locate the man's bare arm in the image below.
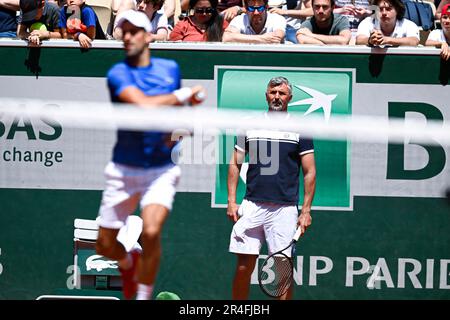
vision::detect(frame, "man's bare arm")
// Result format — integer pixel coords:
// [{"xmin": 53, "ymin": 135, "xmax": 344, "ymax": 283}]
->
[
  {"xmin": 269, "ymin": 0, "xmax": 313, "ymax": 19},
  {"xmin": 298, "ymin": 29, "xmax": 351, "ymax": 45},
  {"xmin": 17, "ymin": 24, "xmax": 29, "ymax": 40},
  {"xmin": 118, "ymin": 85, "xmax": 204, "ymax": 107},
  {"xmin": 151, "ymin": 28, "xmax": 169, "ymax": 41},
  {"xmin": 383, "ymin": 36, "xmax": 419, "ymax": 47},
  {"xmin": 355, "ymin": 34, "xmax": 370, "ymax": 45},
  {"xmin": 0, "ymin": 0, "xmax": 19, "ymax": 11},
  {"xmin": 222, "ymin": 27, "xmax": 283, "ymax": 43},
  {"xmin": 227, "ymin": 149, "xmax": 245, "ymax": 222},
  {"xmin": 298, "ymin": 152, "xmax": 316, "ymax": 233}
]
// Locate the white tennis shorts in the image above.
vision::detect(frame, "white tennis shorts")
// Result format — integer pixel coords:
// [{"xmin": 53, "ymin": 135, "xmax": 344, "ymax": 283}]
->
[
  {"xmin": 229, "ymin": 199, "xmax": 298, "ymax": 256},
  {"xmin": 97, "ymin": 161, "xmax": 181, "ymax": 229}
]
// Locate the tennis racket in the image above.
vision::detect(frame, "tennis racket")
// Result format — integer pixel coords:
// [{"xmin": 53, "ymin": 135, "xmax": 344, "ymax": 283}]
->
[{"xmin": 258, "ymin": 226, "xmax": 302, "ymax": 298}]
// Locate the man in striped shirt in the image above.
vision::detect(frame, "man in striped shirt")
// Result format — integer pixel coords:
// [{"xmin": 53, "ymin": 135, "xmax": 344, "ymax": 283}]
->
[{"xmin": 227, "ymin": 76, "xmax": 316, "ymax": 300}]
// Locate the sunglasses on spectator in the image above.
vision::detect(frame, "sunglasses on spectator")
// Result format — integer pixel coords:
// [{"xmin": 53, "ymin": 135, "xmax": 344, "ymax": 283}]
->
[
  {"xmin": 194, "ymin": 7, "xmax": 215, "ymax": 14},
  {"xmin": 246, "ymin": 5, "xmax": 266, "ymax": 12}
]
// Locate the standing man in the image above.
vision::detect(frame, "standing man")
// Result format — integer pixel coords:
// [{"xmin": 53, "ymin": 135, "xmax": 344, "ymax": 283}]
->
[
  {"xmin": 227, "ymin": 77, "xmax": 316, "ymax": 300},
  {"xmin": 296, "ymin": 0, "xmax": 351, "ymax": 45},
  {"xmin": 222, "ymin": 0, "xmax": 286, "ymax": 43},
  {"xmin": 95, "ymin": 10, "xmax": 204, "ymax": 300}
]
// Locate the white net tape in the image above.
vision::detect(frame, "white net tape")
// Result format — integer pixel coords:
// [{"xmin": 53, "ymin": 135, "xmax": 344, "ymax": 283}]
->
[
  {"xmin": 0, "ymin": 97, "xmax": 449, "ymax": 145},
  {"xmin": 0, "ymin": 97, "xmax": 449, "ymax": 200}
]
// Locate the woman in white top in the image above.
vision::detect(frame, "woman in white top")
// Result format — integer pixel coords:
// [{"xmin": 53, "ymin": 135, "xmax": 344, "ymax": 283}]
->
[{"xmin": 426, "ymin": 3, "xmax": 450, "ymax": 60}]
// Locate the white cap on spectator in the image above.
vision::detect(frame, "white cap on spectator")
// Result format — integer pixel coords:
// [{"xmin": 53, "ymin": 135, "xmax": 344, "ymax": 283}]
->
[{"xmin": 116, "ymin": 10, "xmax": 153, "ymax": 33}]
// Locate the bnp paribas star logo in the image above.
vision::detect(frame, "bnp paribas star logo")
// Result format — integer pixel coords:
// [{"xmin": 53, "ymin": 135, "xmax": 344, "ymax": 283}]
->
[
  {"xmin": 290, "ymin": 85, "xmax": 337, "ymax": 123},
  {"xmin": 213, "ymin": 67, "xmax": 353, "ymax": 211}
]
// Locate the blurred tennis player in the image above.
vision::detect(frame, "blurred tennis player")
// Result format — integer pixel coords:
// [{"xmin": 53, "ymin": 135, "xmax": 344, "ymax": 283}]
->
[
  {"xmin": 227, "ymin": 76, "xmax": 316, "ymax": 300},
  {"xmin": 95, "ymin": 10, "xmax": 205, "ymax": 300}
]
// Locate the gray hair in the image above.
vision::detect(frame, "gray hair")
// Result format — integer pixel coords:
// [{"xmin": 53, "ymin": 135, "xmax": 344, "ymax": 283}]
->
[{"xmin": 267, "ymin": 77, "xmax": 292, "ymax": 95}]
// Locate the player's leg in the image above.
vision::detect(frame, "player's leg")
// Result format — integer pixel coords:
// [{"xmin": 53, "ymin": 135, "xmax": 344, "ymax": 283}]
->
[
  {"xmin": 232, "ymin": 253, "xmax": 258, "ymax": 299},
  {"xmin": 264, "ymin": 203, "xmax": 298, "ymax": 300},
  {"xmin": 95, "ymin": 162, "xmax": 141, "ymax": 299},
  {"xmin": 96, "ymin": 193, "xmax": 141, "ymax": 300},
  {"xmin": 136, "ymin": 164, "xmax": 181, "ymax": 299},
  {"xmin": 280, "ymin": 282, "xmax": 293, "ymax": 300},
  {"xmin": 96, "ymin": 193, "xmax": 140, "ymax": 260},
  {"xmin": 229, "ymin": 199, "xmax": 265, "ymax": 299},
  {"xmin": 96, "ymin": 227, "xmax": 123, "ymax": 260},
  {"xmin": 135, "ymin": 204, "xmax": 169, "ymax": 298}
]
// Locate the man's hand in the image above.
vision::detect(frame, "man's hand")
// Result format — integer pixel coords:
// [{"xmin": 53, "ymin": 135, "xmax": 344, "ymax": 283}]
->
[
  {"xmin": 227, "ymin": 202, "xmax": 240, "ymax": 223},
  {"xmin": 78, "ymin": 33, "xmax": 92, "ymax": 49},
  {"xmin": 221, "ymin": 6, "xmax": 241, "ymax": 22},
  {"xmin": 441, "ymin": 42, "xmax": 450, "ymax": 61},
  {"xmin": 341, "ymin": 4, "xmax": 356, "ymax": 15},
  {"xmin": 260, "ymin": 32, "xmax": 283, "ymax": 43},
  {"xmin": 298, "ymin": 208, "xmax": 312, "ymax": 234},
  {"xmin": 28, "ymin": 29, "xmax": 49, "ymax": 45},
  {"xmin": 354, "ymin": 6, "xmax": 370, "ymax": 19},
  {"xmin": 269, "ymin": 7, "xmax": 287, "ymax": 16},
  {"xmin": 27, "ymin": 34, "xmax": 41, "ymax": 45},
  {"xmin": 173, "ymin": 85, "xmax": 206, "ymax": 105},
  {"xmin": 369, "ymin": 29, "xmax": 383, "ymax": 46},
  {"xmin": 297, "ymin": 28, "xmax": 312, "ymax": 36},
  {"xmin": 29, "ymin": 29, "xmax": 49, "ymax": 39},
  {"xmin": 189, "ymin": 85, "xmax": 206, "ymax": 106}
]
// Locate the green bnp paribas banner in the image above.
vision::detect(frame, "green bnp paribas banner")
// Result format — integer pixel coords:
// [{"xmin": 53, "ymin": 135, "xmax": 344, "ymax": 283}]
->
[{"xmin": 213, "ymin": 68, "xmax": 353, "ymax": 210}]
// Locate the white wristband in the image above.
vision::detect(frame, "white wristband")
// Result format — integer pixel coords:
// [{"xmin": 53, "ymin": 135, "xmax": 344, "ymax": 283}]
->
[
  {"xmin": 195, "ymin": 90, "xmax": 205, "ymax": 101},
  {"xmin": 173, "ymin": 87, "xmax": 192, "ymax": 104}
]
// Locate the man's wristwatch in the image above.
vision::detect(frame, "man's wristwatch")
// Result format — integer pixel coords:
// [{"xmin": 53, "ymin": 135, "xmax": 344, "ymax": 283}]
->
[{"xmin": 236, "ymin": 6, "xmax": 243, "ymax": 15}]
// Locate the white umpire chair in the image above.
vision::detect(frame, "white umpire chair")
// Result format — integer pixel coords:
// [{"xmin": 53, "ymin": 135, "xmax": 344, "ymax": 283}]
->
[{"xmin": 35, "ymin": 216, "xmax": 142, "ymax": 300}]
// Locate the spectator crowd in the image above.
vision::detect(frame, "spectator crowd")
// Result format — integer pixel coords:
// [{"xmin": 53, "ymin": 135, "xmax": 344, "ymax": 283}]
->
[{"xmin": 0, "ymin": 0, "xmax": 449, "ymax": 59}]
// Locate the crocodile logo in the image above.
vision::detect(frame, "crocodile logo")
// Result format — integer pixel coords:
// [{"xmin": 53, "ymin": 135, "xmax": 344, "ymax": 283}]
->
[{"xmin": 86, "ymin": 255, "xmax": 118, "ymax": 272}]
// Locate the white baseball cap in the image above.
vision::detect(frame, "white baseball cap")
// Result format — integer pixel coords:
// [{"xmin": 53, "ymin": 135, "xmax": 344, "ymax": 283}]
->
[{"xmin": 116, "ymin": 10, "xmax": 153, "ymax": 33}]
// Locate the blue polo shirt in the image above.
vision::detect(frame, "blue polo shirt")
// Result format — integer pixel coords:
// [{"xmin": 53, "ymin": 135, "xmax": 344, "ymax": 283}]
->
[{"xmin": 107, "ymin": 57, "xmax": 181, "ymax": 168}]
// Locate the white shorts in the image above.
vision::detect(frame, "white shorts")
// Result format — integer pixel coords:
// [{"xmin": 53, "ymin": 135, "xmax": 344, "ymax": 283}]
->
[
  {"xmin": 229, "ymin": 199, "xmax": 298, "ymax": 256},
  {"xmin": 97, "ymin": 161, "xmax": 181, "ymax": 229}
]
